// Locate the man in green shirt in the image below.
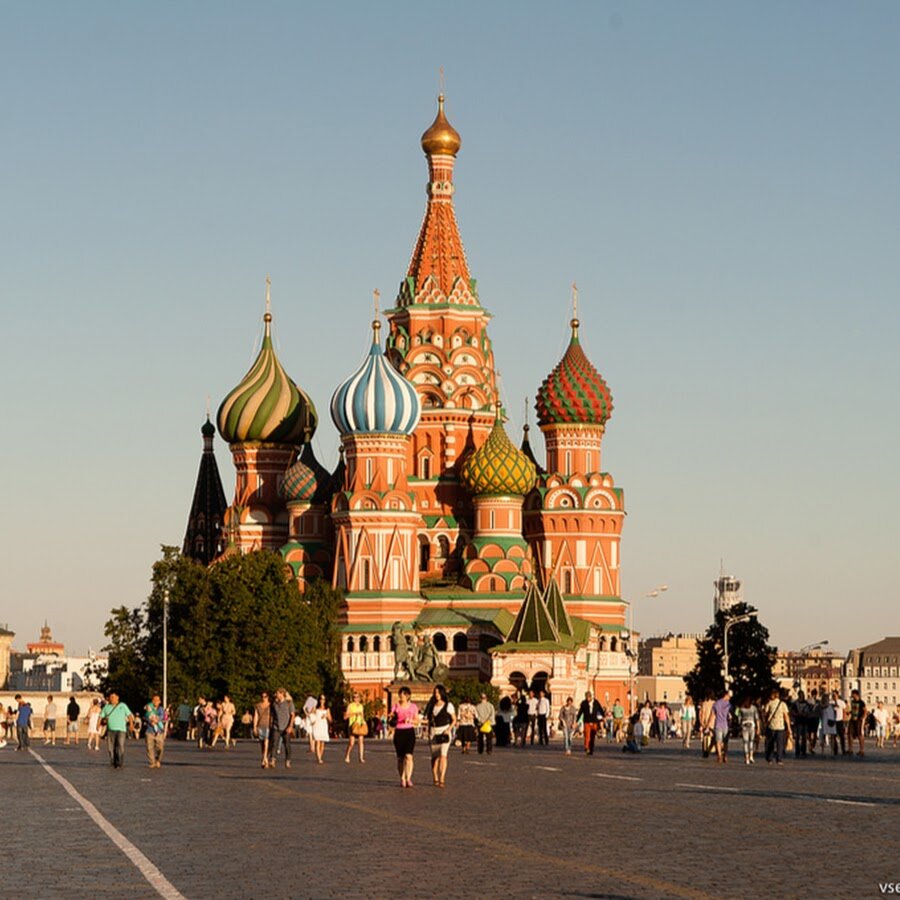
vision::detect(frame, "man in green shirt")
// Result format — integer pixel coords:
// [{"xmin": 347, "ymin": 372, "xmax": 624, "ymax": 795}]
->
[{"xmin": 100, "ymin": 691, "xmax": 134, "ymax": 769}]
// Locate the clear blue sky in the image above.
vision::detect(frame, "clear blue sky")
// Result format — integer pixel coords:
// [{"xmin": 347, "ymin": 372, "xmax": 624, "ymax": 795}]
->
[{"xmin": 3, "ymin": 2, "xmax": 898, "ymax": 655}]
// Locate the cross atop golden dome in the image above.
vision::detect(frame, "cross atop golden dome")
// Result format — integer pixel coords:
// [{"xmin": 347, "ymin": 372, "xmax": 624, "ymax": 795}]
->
[{"xmin": 421, "ymin": 94, "xmax": 461, "ymax": 157}]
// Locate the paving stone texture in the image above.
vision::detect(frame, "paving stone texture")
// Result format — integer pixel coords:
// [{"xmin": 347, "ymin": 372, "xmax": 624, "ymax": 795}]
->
[{"xmin": 2, "ymin": 735, "xmax": 898, "ymax": 898}]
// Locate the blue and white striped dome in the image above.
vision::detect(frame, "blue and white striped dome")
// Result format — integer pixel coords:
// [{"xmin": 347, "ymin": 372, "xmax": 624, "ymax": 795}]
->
[{"xmin": 330, "ymin": 322, "xmax": 421, "ymax": 436}]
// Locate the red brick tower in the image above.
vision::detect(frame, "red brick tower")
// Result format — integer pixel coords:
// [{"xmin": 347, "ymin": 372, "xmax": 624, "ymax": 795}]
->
[
  {"xmin": 524, "ymin": 297, "xmax": 626, "ymax": 629},
  {"xmin": 385, "ymin": 95, "xmax": 498, "ymax": 579}
]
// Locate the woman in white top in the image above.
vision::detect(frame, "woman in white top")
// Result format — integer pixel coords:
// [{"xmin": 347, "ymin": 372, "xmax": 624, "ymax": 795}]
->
[
  {"xmin": 86, "ymin": 699, "xmax": 102, "ymax": 751},
  {"xmin": 681, "ymin": 697, "xmax": 696, "ymax": 750}
]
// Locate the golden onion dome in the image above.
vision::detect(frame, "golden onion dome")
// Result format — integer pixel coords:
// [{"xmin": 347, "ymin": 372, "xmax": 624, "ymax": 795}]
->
[{"xmin": 421, "ymin": 94, "xmax": 461, "ymax": 157}]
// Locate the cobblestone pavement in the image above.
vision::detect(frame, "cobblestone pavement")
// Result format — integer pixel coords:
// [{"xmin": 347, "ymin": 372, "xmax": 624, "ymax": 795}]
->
[{"xmin": 2, "ymin": 736, "xmax": 899, "ymax": 899}]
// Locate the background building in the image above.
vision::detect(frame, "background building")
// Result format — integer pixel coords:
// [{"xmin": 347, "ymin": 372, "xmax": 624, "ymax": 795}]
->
[
  {"xmin": 843, "ymin": 637, "xmax": 900, "ymax": 707},
  {"xmin": 638, "ymin": 633, "xmax": 702, "ymax": 677},
  {"xmin": 713, "ymin": 575, "xmax": 742, "ymax": 615}
]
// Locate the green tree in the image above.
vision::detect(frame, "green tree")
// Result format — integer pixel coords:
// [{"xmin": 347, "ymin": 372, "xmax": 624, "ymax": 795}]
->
[
  {"xmin": 447, "ymin": 677, "xmax": 499, "ymax": 708},
  {"xmin": 683, "ymin": 602, "xmax": 778, "ymax": 703},
  {"xmin": 116, "ymin": 545, "xmax": 345, "ymax": 714},
  {"xmin": 101, "ymin": 605, "xmax": 148, "ymax": 709}
]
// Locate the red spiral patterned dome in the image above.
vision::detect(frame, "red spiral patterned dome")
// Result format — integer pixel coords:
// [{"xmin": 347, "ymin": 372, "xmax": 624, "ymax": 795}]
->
[{"xmin": 535, "ymin": 322, "xmax": 613, "ymax": 427}]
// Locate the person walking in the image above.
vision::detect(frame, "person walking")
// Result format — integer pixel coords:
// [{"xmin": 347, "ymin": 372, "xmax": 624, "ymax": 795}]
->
[
  {"xmin": 578, "ymin": 691, "xmax": 604, "ymax": 755},
  {"xmin": 219, "ymin": 695, "xmax": 236, "ymax": 748},
  {"xmin": 513, "ymin": 692, "xmax": 529, "ymax": 748},
  {"xmin": 763, "ymin": 689, "xmax": 792, "ymax": 766},
  {"xmin": 558, "ymin": 697, "xmax": 577, "ymax": 756},
  {"xmin": 269, "ymin": 688, "xmax": 296, "ymax": 768},
  {"xmin": 475, "ymin": 692, "xmax": 496, "ymax": 755},
  {"xmin": 737, "ymin": 696, "xmax": 760, "ymax": 764},
  {"xmin": 831, "ymin": 690, "xmax": 848, "ymax": 755},
  {"xmin": 15, "ymin": 695, "xmax": 33, "ymax": 751},
  {"xmin": 612, "ymin": 698, "xmax": 626, "ymax": 743},
  {"xmin": 847, "ymin": 689, "xmax": 867, "ymax": 757},
  {"xmin": 425, "ymin": 684, "xmax": 456, "ymax": 788},
  {"xmin": 391, "ymin": 686, "xmax": 419, "ymax": 787},
  {"xmin": 655, "ymin": 702, "xmax": 670, "ymax": 742},
  {"xmin": 43, "ymin": 695, "xmax": 58, "ymax": 746},
  {"xmin": 526, "ymin": 690, "xmax": 538, "ymax": 745},
  {"xmin": 873, "ymin": 701, "xmax": 889, "ymax": 749},
  {"xmin": 143, "ymin": 694, "xmax": 166, "ymax": 768},
  {"xmin": 344, "ymin": 691, "xmax": 367, "ymax": 764},
  {"xmin": 536, "ymin": 691, "xmax": 551, "ymax": 745},
  {"xmin": 101, "ymin": 691, "xmax": 134, "ymax": 769},
  {"xmin": 86, "ymin": 699, "xmax": 102, "ymax": 751},
  {"xmin": 706, "ymin": 689, "xmax": 732, "ymax": 764},
  {"xmin": 456, "ymin": 697, "xmax": 477, "ymax": 754},
  {"xmin": 680, "ymin": 697, "xmax": 697, "ymax": 750},
  {"xmin": 309, "ymin": 694, "xmax": 331, "ymax": 764},
  {"xmin": 253, "ymin": 691, "xmax": 272, "ymax": 768},
  {"xmin": 65, "ymin": 696, "xmax": 81, "ymax": 746}
]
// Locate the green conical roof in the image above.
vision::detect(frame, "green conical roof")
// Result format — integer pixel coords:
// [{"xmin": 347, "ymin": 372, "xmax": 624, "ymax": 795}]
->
[
  {"xmin": 543, "ymin": 578, "xmax": 574, "ymax": 638},
  {"xmin": 505, "ymin": 580, "xmax": 559, "ymax": 644}
]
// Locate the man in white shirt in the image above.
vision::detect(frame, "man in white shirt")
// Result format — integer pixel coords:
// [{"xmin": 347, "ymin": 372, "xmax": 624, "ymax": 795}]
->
[
  {"xmin": 831, "ymin": 691, "xmax": 848, "ymax": 755},
  {"xmin": 536, "ymin": 691, "xmax": 551, "ymax": 745},
  {"xmin": 526, "ymin": 691, "xmax": 539, "ymax": 745}
]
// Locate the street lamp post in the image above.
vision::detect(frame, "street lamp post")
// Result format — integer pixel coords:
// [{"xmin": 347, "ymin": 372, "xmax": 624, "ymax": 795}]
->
[
  {"xmin": 623, "ymin": 584, "xmax": 668, "ymax": 713},
  {"xmin": 162, "ymin": 589, "xmax": 169, "ymax": 713},
  {"xmin": 722, "ymin": 613, "xmax": 755, "ymax": 689},
  {"xmin": 795, "ymin": 640, "xmax": 829, "ymax": 692}
]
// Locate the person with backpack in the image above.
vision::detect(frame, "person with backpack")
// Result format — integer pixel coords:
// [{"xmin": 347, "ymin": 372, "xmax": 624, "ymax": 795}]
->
[{"xmin": 763, "ymin": 688, "xmax": 792, "ymax": 766}]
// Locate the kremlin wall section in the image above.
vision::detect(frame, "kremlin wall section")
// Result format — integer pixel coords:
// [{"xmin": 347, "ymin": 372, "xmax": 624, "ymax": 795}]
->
[{"xmin": 203, "ymin": 96, "xmax": 630, "ymax": 704}]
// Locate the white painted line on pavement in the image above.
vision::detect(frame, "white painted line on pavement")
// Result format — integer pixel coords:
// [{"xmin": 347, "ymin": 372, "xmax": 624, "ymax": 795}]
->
[
  {"xmin": 676, "ymin": 783, "xmax": 740, "ymax": 792},
  {"xmin": 594, "ymin": 773, "xmax": 642, "ymax": 782},
  {"xmin": 825, "ymin": 798, "xmax": 876, "ymax": 808},
  {"xmin": 535, "ymin": 766, "xmax": 562, "ymax": 772},
  {"xmin": 30, "ymin": 750, "xmax": 185, "ymax": 900}
]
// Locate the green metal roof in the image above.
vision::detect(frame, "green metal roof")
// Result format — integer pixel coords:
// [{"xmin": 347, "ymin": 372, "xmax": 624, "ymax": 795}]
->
[
  {"xmin": 504, "ymin": 580, "xmax": 559, "ymax": 644},
  {"xmin": 414, "ymin": 607, "xmax": 515, "ymax": 632}
]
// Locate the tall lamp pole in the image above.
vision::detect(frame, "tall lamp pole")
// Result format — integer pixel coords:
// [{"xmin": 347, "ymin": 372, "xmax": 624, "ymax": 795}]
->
[
  {"xmin": 795, "ymin": 640, "xmax": 829, "ymax": 692},
  {"xmin": 723, "ymin": 613, "xmax": 755, "ymax": 689},
  {"xmin": 162, "ymin": 589, "xmax": 169, "ymax": 713},
  {"xmin": 624, "ymin": 584, "xmax": 668, "ymax": 714}
]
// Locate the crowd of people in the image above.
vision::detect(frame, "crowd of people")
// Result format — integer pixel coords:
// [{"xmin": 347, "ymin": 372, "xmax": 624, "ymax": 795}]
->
[{"xmin": 5, "ymin": 683, "xmax": 898, "ymax": 786}]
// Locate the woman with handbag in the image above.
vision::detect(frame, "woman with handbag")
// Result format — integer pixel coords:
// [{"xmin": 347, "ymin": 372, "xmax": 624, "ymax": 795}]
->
[
  {"xmin": 425, "ymin": 684, "xmax": 456, "ymax": 788},
  {"xmin": 344, "ymin": 691, "xmax": 367, "ymax": 764}
]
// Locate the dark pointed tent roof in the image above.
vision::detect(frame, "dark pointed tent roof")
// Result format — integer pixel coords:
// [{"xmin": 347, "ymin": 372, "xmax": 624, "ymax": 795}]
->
[
  {"xmin": 505, "ymin": 579, "xmax": 559, "ymax": 644},
  {"xmin": 543, "ymin": 577, "xmax": 574, "ymax": 638},
  {"xmin": 183, "ymin": 417, "xmax": 228, "ymax": 566}
]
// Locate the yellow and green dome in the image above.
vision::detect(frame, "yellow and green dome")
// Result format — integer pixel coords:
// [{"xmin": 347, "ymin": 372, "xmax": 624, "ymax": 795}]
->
[
  {"xmin": 217, "ymin": 310, "xmax": 317, "ymax": 446},
  {"xmin": 461, "ymin": 417, "xmax": 537, "ymax": 497}
]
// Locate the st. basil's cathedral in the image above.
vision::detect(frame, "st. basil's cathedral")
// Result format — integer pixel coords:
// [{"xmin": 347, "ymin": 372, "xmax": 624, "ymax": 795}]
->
[{"xmin": 183, "ymin": 96, "xmax": 631, "ymax": 706}]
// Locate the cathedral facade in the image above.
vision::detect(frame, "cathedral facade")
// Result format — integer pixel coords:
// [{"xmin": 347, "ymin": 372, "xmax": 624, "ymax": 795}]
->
[{"xmin": 186, "ymin": 96, "xmax": 631, "ymax": 707}]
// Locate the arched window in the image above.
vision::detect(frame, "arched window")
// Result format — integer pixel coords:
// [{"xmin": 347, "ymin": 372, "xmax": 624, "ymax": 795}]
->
[
  {"xmin": 359, "ymin": 636, "xmax": 368, "ymax": 653},
  {"xmin": 563, "ymin": 570, "xmax": 573, "ymax": 594},
  {"xmin": 599, "ymin": 635, "xmax": 607, "ymax": 651},
  {"xmin": 419, "ymin": 536, "xmax": 431, "ymax": 572},
  {"xmin": 452, "ymin": 632, "xmax": 468, "ymax": 652},
  {"xmin": 610, "ymin": 636, "xmax": 618, "ymax": 652},
  {"xmin": 433, "ymin": 632, "xmax": 447, "ymax": 652},
  {"xmin": 437, "ymin": 535, "xmax": 450, "ymax": 558},
  {"xmin": 509, "ymin": 671, "xmax": 528, "ymax": 692},
  {"xmin": 346, "ymin": 636, "xmax": 355, "ymax": 653},
  {"xmin": 373, "ymin": 636, "xmax": 381, "ymax": 653}
]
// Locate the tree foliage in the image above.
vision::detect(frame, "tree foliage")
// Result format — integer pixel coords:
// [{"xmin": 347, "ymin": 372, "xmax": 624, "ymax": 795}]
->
[
  {"xmin": 447, "ymin": 677, "xmax": 499, "ymax": 707},
  {"xmin": 683, "ymin": 602, "xmax": 778, "ymax": 703},
  {"xmin": 102, "ymin": 545, "xmax": 344, "ymax": 713}
]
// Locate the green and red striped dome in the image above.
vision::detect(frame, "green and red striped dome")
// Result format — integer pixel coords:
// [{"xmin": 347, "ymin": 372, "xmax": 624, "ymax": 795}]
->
[
  {"xmin": 217, "ymin": 311, "xmax": 317, "ymax": 446},
  {"xmin": 535, "ymin": 322, "xmax": 613, "ymax": 428}
]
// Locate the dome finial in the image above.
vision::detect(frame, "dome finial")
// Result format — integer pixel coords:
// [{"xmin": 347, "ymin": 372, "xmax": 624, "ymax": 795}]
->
[
  {"xmin": 571, "ymin": 281, "xmax": 579, "ymax": 338},
  {"xmin": 372, "ymin": 288, "xmax": 381, "ymax": 340},
  {"xmin": 264, "ymin": 274, "xmax": 273, "ymax": 336},
  {"xmin": 421, "ymin": 90, "xmax": 461, "ymax": 157}
]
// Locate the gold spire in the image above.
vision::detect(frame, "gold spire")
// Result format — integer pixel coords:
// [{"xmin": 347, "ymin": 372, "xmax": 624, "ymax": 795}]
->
[
  {"xmin": 421, "ymin": 93, "xmax": 461, "ymax": 157},
  {"xmin": 570, "ymin": 281, "xmax": 579, "ymax": 338},
  {"xmin": 264, "ymin": 274, "xmax": 272, "ymax": 336}
]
